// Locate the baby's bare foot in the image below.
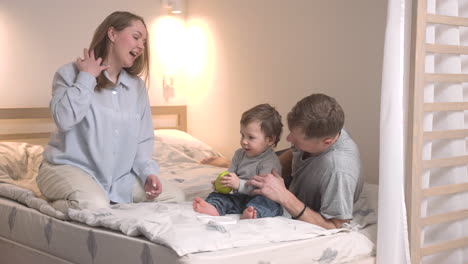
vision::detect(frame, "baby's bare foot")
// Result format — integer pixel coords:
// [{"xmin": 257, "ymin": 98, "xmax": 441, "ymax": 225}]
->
[
  {"xmin": 193, "ymin": 197, "xmax": 220, "ymax": 216},
  {"xmin": 241, "ymin": 206, "xmax": 257, "ymax": 219}
]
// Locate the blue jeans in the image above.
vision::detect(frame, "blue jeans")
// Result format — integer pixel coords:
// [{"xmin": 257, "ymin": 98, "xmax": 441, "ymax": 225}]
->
[{"xmin": 205, "ymin": 192, "xmax": 283, "ymax": 218}]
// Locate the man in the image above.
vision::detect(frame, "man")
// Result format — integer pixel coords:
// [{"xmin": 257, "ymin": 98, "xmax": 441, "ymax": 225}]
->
[
  {"xmin": 201, "ymin": 94, "xmax": 362, "ymax": 229},
  {"xmin": 248, "ymin": 94, "xmax": 362, "ymax": 229}
]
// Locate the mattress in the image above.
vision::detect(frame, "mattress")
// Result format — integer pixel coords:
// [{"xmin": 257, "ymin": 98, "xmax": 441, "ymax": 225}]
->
[
  {"xmin": 0, "ymin": 129, "xmax": 377, "ymax": 264},
  {"xmin": 0, "ymin": 196, "xmax": 375, "ymax": 264}
]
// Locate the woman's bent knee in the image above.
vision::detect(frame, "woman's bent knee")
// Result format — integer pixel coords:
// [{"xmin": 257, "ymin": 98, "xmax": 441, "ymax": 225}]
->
[{"xmin": 37, "ymin": 161, "xmax": 110, "ymax": 211}]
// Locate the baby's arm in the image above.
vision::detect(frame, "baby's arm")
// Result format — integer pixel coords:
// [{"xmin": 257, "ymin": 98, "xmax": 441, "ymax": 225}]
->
[
  {"xmin": 238, "ymin": 179, "xmax": 254, "ymax": 195},
  {"xmin": 279, "ymin": 149, "xmax": 293, "ymax": 188}
]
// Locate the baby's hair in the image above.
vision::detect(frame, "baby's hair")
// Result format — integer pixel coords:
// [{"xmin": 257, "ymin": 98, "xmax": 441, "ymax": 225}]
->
[
  {"xmin": 287, "ymin": 93, "xmax": 344, "ymax": 138},
  {"xmin": 240, "ymin": 104, "xmax": 283, "ymax": 148}
]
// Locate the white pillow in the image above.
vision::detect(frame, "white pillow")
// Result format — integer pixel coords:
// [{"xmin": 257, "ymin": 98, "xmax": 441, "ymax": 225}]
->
[
  {"xmin": 351, "ymin": 183, "xmax": 378, "ymax": 228},
  {"xmin": 154, "ymin": 129, "xmax": 221, "ymax": 161}
]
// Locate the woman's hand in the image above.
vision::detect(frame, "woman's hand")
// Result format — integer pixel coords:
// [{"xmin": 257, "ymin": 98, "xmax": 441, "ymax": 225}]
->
[
  {"xmin": 219, "ymin": 172, "xmax": 240, "ymax": 190},
  {"xmin": 248, "ymin": 169, "xmax": 288, "ymax": 204},
  {"xmin": 76, "ymin": 48, "xmax": 109, "ymax": 77},
  {"xmin": 144, "ymin": 175, "xmax": 162, "ymax": 200}
]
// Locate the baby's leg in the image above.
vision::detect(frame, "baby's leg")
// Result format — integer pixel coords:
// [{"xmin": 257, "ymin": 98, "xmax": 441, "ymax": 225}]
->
[
  {"xmin": 193, "ymin": 197, "xmax": 220, "ymax": 216},
  {"xmin": 240, "ymin": 206, "xmax": 257, "ymax": 219},
  {"xmin": 246, "ymin": 195, "xmax": 283, "ymax": 218}
]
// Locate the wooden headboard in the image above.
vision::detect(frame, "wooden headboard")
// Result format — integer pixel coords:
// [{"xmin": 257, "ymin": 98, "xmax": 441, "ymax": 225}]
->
[{"xmin": 0, "ymin": 106, "xmax": 187, "ymax": 144}]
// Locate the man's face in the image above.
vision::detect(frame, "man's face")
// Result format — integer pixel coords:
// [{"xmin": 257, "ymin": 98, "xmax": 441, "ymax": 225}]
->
[{"xmin": 286, "ymin": 127, "xmax": 330, "ymax": 155}]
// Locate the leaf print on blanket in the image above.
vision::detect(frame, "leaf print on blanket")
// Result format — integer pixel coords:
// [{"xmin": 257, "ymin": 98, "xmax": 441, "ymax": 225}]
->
[
  {"xmin": 317, "ymin": 248, "xmax": 338, "ymax": 264},
  {"xmin": 141, "ymin": 244, "xmax": 154, "ymax": 264},
  {"xmin": 44, "ymin": 218, "xmax": 53, "ymax": 246},
  {"xmin": 87, "ymin": 230, "xmax": 97, "ymax": 262},
  {"xmin": 8, "ymin": 207, "xmax": 17, "ymax": 232}
]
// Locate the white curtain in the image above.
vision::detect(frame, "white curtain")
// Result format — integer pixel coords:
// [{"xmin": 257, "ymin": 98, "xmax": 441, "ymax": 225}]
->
[
  {"xmin": 421, "ymin": 0, "xmax": 468, "ymax": 263},
  {"xmin": 378, "ymin": 0, "xmax": 412, "ymax": 263},
  {"xmin": 380, "ymin": 0, "xmax": 468, "ymax": 263}
]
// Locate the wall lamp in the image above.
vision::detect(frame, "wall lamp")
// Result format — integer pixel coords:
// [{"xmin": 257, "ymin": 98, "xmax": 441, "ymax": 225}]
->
[{"xmin": 161, "ymin": 0, "xmax": 183, "ymax": 14}]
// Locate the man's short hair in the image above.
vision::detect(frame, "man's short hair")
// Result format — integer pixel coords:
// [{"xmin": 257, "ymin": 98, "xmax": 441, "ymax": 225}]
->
[
  {"xmin": 241, "ymin": 103, "xmax": 283, "ymax": 147},
  {"xmin": 287, "ymin": 94, "xmax": 344, "ymax": 138}
]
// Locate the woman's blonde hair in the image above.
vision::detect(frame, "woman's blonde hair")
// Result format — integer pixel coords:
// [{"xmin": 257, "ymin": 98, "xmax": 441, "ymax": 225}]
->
[{"xmin": 89, "ymin": 11, "xmax": 150, "ymax": 89}]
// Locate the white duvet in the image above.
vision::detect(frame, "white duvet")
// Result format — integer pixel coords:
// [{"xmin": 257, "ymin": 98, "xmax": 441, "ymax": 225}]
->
[
  {"xmin": 68, "ymin": 202, "xmax": 351, "ymax": 256},
  {"xmin": 65, "ymin": 183, "xmax": 377, "ymax": 256}
]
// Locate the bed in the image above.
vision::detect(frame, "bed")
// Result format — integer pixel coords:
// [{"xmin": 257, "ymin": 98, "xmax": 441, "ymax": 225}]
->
[{"xmin": 0, "ymin": 106, "xmax": 377, "ymax": 264}]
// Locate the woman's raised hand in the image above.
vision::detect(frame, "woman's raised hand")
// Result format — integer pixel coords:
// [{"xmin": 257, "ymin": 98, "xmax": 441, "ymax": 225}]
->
[{"xmin": 76, "ymin": 48, "xmax": 109, "ymax": 77}]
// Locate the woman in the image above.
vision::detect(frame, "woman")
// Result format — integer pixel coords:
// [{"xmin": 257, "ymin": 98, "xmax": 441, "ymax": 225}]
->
[{"xmin": 37, "ymin": 11, "xmax": 184, "ymax": 215}]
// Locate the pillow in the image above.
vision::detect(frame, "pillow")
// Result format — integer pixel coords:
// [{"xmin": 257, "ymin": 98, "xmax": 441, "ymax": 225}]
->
[
  {"xmin": 351, "ymin": 183, "xmax": 378, "ymax": 228},
  {"xmin": 154, "ymin": 129, "xmax": 221, "ymax": 161},
  {"xmin": 0, "ymin": 142, "xmax": 44, "ymax": 198}
]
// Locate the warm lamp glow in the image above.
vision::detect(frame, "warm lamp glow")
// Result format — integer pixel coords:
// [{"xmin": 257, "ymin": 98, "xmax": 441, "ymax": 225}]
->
[
  {"xmin": 151, "ymin": 16, "xmax": 186, "ymax": 74},
  {"xmin": 0, "ymin": 12, "xmax": 5, "ymax": 83},
  {"xmin": 185, "ymin": 22, "xmax": 208, "ymax": 77},
  {"xmin": 147, "ymin": 16, "xmax": 214, "ymax": 105},
  {"xmin": 184, "ymin": 18, "xmax": 215, "ymax": 104},
  {"xmin": 148, "ymin": 16, "xmax": 187, "ymax": 105}
]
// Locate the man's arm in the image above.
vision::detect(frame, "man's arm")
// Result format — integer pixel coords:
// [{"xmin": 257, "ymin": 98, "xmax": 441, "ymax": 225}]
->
[
  {"xmin": 281, "ymin": 190, "xmax": 349, "ymax": 229},
  {"xmin": 249, "ymin": 170, "xmax": 349, "ymax": 229},
  {"xmin": 278, "ymin": 149, "xmax": 293, "ymax": 188}
]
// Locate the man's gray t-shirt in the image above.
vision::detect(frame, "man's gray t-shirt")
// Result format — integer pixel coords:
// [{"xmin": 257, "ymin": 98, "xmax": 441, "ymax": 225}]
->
[
  {"xmin": 229, "ymin": 148, "xmax": 281, "ymax": 195},
  {"xmin": 288, "ymin": 129, "xmax": 362, "ymax": 220}
]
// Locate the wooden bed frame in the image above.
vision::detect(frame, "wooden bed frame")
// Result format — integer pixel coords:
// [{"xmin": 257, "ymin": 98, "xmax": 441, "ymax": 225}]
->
[
  {"xmin": 0, "ymin": 105, "xmax": 187, "ymax": 144},
  {"xmin": 409, "ymin": 1, "xmax": 468, "ymax": 263}
]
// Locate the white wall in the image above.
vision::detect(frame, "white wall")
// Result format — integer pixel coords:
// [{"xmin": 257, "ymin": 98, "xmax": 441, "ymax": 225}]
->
[
  {"xmin": 185, "ymin": 0, "xmax": 387, "ymax": 183},
  {"xmin": 0, "ymin": 0, "xmax": 168, "ymax": 107},
  {"xmin": 0, "ymin": 0, "xmax": 387, "ymax": 183}
]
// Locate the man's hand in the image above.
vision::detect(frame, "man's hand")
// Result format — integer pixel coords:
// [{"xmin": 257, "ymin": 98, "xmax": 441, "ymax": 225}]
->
[
  {"xmin": 248, "ymin": 169, "xmax": 288, "ymax": 204},
  {"xmin": 144, "ymin": 175, "xmax": 162, "ymax": 200}
]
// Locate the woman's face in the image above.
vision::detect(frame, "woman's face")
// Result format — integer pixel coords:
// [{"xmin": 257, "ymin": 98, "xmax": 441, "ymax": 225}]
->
[{"xmin": 108, "ymin": 20, "xmax": 147, "ymax": 68}]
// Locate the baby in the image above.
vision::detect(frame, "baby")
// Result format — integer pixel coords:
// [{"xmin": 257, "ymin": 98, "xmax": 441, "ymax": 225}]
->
[{"xmin": 193, "ymin": 103, "xmax": 283, "ymax": 219}]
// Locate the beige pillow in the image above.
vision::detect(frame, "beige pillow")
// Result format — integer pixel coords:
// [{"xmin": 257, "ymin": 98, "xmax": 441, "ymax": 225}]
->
[
  {"xmin": 154, "ymin": 129, "xmax": 221, "ymax": 161},
  {"xmin": 0, "ymin": 142, "xmax": 44, "ymax": 198}
]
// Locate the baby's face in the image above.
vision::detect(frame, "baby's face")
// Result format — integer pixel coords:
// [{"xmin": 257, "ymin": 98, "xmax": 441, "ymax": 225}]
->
[{"xmin": 239, "ymin": 121, "xmax": 274, "ymax": 157}]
